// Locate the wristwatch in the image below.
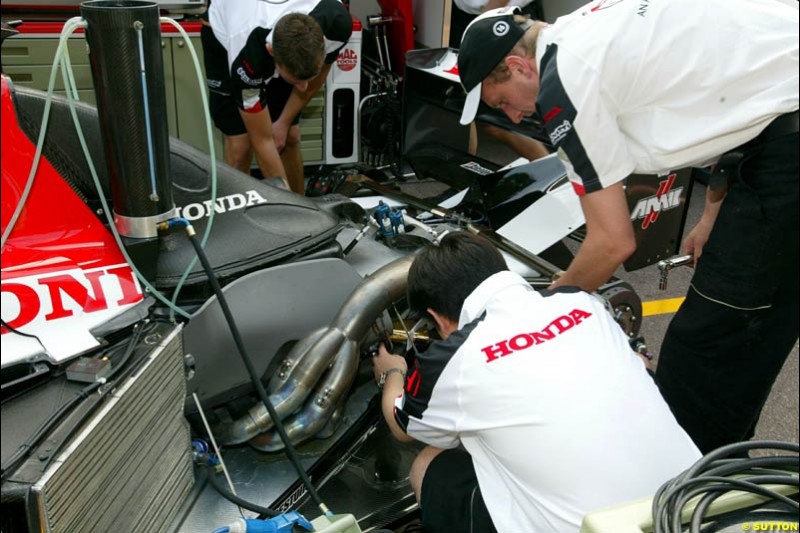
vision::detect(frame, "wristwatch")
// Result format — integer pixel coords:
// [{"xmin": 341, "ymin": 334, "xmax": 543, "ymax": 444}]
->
[{"xmin": 377, "ymin": 367, "xmax": 406, "ymax": 390}]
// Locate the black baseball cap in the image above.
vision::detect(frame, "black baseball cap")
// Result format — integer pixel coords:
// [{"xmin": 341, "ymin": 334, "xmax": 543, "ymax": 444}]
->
[{"xmin": 457, "ymin": 6, "xmax": 525, "ymax": 125}]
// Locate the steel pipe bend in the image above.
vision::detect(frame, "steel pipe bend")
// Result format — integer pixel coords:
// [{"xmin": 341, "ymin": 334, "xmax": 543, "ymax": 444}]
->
[
  {"xmin": 217, "ymin": 254, "xmax": 415, "ymax": 447},
  {"xmin": 249, "ymin": 340, "xmax": 357, "ymax": 452}
]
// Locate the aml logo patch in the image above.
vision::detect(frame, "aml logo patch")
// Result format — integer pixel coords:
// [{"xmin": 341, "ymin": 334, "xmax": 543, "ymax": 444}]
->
[
  {"xmin": 630, "ymin": 174, "xmax": 683, "ymax": 229},
  {"xmin": 461, "ymin": 161, "xmax": 494, "ymax": 176}
]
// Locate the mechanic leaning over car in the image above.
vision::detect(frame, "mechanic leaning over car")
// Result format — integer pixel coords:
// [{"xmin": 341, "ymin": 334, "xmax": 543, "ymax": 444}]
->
[
  {"xmin": 456, "ymin": 0, "xmax": 799, "ymax": 454},
  {"xmin": 201, "ymin": 0, "xmax": 352, "ymax": 194},
  {"xmin": 450, "ymin": 0, "xmax": 551, "ymax": 163},
  {"xmin": 372, "ymin": 232, "xmax": 701, "ymax": 533}
]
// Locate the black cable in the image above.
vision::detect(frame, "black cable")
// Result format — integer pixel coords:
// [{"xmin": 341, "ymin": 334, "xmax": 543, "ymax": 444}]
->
[
  {"xmin": 671, "ymin": 475, "xmax": 798, "ymax": 522},
  {"xmin": 182, "ymin": 223, "xmax": 331, "ymax": 516},
  {"xmin": 28, "ymin": 322, "xmax": 157, "ymax": 475},
  {"xmin": 652, "ymin": 440, "xmax": 800, "ymax": 533},
  {"xmin": 684, "ymin": 441, "xmax": 798, "ymax": 480},
  {"xmin": 700, "ymin": 456, "xmax": 800, "ymax": 479},
  {"xmin": 689, "ymin": 477, "xmax": 798, "ymax": 533},
  {"xmin": 0, "ymin": 380, "xmax": 102, "ymax": 480},
  {"xmin": 204, "ymin": 465, "xmax": 279, "ymax": 517},
  {"xmin": 0, "ymin": 320, "xmax": 154, "ymax": 480},
  {"xmin": 105, "ymin": 320, "xmax": 153, "ymax": 379}
]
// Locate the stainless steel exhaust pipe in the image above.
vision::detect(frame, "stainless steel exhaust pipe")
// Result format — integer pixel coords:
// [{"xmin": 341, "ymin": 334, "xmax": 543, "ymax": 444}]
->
[
  {"xmin": 217, "ymin": 254, "xmax": 414, "ymax": 446},
  {"xmin": 249, "ymin": 339, "xmax": 358, "ymax": 452}
]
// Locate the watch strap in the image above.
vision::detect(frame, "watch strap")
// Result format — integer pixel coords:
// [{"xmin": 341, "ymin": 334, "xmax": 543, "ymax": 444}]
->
[{"xmin": 378, "ymin": 367, "xmax": 406, "ymax": 390}]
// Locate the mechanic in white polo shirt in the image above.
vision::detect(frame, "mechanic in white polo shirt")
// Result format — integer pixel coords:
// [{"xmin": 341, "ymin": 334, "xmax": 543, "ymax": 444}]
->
[
  {"xmin": 372, "ymin": 232, "xmax": 700, "ymax": 533},
  {"xmin": 455, "ymin": 1, "xmax": 799, "ymax": 454}
]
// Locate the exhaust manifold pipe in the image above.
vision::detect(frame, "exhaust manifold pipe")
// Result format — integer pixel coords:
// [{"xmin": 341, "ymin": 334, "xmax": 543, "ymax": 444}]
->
[{"xmin": 217, "ymin": 254, "xmax": 414, "ymax": 449}]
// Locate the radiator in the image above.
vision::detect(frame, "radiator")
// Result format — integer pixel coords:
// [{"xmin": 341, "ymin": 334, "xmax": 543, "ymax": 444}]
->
[{"xmin": 30, "ymin": 324, "xmax": 193, "ymax": 533}]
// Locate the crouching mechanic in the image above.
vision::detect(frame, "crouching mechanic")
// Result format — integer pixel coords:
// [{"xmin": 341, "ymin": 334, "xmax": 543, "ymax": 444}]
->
[
  {"xmin": 372, "ymin": 232, "xmax": 700, "ymax": 533},
  {"xmin": 204, "ymin": 0, "xmax": 352, "ymax": 193}
]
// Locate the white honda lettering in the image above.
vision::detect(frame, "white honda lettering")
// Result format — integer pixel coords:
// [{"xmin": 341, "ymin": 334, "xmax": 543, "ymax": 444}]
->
[
  {"xmin": 176, "ymin": 191, "xmax": 268, "ymax": 221},
  {"xmin": 181, "ymin": 203, "xmax": 205, "ymax": 221},
  {"xmin": 246, "ymin": 190, "xmax": 268, "ymax": 207},
  {"xmin": 203, "ymin": 197, "xmax": 228, "ymax": 216},
  {"xmin": 226, "ymin": 193, "xmax": 247, "ymax": 210}
]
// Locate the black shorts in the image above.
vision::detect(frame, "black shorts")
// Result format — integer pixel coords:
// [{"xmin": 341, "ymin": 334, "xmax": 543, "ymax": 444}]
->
[
  {"xmin": 420, "ymin": 449, "xmax": 497, "ymax": 533},
  {"xmin": 201, "ymin": 25, "xmax": 300, "ymax": 137}
]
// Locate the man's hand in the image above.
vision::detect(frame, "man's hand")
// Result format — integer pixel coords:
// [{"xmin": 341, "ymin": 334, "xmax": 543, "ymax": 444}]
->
[
  {"xmin": 271, "ymin": 118, "xmax": 290, "ymax": 153},
  {"xmin": 682, "ymin": 184, "xmax": 727, "ymax": 266},
  {"xmin": 239, "ymin": 107, "xmax": 288, "ymax": 184},
  {"xmin": 373, "ymin": 343, "xmax": 408, "ymax": 385},
  {"xmin": 682, "ymin": 218, "xmax": 714, "ymax": 265},
  {"xmin": 550, "ymin": 182, "xmax": 635, "ymax": 292}
]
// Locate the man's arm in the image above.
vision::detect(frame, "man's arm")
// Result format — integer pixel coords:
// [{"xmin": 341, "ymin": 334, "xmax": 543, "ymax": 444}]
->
[
  {"xmin": 239, "ymin": 107, "xmax": 289, "ymax": 187},
  {"xmin": 381, "ymin": 374, "xmax": 414, "ymax": 443},
  {"xmin": 483, "ymin": 0, "xmax": 513, "ymax": 11},
  {"xmin": 272, "ymin": 63, "xmax": 333, "ymax": 151},
  {"xmin": 550, "ymin": 181, "xmax": 636, "ymax": 292},
  {"xmin": 373, "ymin": 345, "xmax": 414, "ymax": 443}
]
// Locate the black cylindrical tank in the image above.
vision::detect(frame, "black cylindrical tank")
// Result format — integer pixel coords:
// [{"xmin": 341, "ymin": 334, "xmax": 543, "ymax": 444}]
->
[{"xmin": 81, "ymin": 0, "xmax": 175, "ymax": 238}]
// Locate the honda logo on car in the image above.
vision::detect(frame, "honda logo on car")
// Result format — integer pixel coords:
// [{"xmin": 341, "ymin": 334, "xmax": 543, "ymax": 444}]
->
[
  {"xmin": 176, "ymin": 190, "xmax": 268, "ymax": 221},
  {"xmin": 630, "ymin": 174, "xmax": 682, "ymax": 229},
  {"xmin": 1, "ymin": 264, "xmax": 143, "ymax": 333}
]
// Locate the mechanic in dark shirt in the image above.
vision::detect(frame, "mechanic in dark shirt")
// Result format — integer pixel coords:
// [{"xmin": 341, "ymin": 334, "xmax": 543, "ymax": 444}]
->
[{"xmin": 202, "ymin": 0, "xmax": 352, "ymax": 193}]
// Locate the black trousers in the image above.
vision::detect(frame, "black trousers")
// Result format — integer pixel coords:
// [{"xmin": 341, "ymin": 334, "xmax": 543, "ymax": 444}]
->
[
  {"xmin": 656, "ymin": 127, "xmax": 799, "ymax": 454},
  {"xmin": 420, "ymin": 448, "xmax": 497, "ymax": 533}
]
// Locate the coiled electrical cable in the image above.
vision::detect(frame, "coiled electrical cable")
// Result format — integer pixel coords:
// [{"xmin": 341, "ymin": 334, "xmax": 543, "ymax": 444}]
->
[{"xmin": 652, "ymin": 440, "xmax": 799, "ymax": 533}]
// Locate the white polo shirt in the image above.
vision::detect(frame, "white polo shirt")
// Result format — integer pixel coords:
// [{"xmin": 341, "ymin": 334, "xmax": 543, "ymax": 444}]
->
[
  {"xmin": 534, "ymin": 0, "xmax": 799, "ymax": 195},
  {"xmin": 208, "ymin": 0, "xmax": 350, "ymax": 111},
  {"xmin": 394, "ymin": 271, "xmax": 701, "ymax": 533}
]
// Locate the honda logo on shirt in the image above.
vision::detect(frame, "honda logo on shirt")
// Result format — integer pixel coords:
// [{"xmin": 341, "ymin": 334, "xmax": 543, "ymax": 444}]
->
[{"xmin": 480, "ymin": 308, "xmax": 593, "ymax": 363}]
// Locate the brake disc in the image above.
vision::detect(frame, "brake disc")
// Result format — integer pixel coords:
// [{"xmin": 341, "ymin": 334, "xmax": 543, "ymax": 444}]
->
[{"xmin": 596, "ymin": 280, "xmax": 643, "ymax": 337}]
